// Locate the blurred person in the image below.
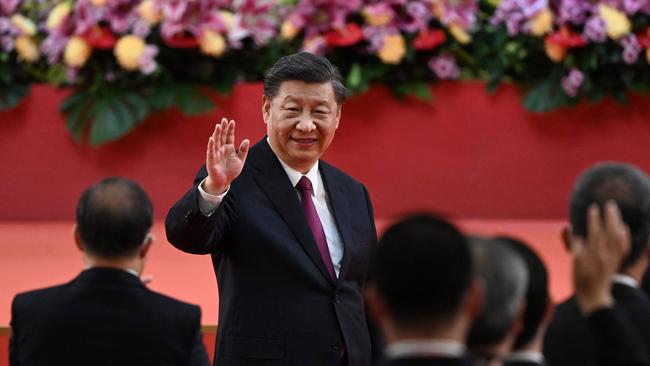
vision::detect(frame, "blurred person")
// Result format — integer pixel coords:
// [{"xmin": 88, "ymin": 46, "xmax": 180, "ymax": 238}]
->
[
  {"xmin": 165, "ymin": 52, "xmax": 378, "ymax": 365},
  {"xmin": 466, "ymin": 237, "xmax": 529, "ymax": 366},
  {"xmin": 498, "ymin": 237, "xmax": 552, "ymax": 366},
  {"xmin": 365, "ymin": 215, "xmax": 481, "ymax": 366},
  {"xmin": 10, "ymin": 177, "xmax": 209, "ymax": 366},
  {"xmin": 544, "ymin": 162, "xmax": 650, "ymax": 366}
]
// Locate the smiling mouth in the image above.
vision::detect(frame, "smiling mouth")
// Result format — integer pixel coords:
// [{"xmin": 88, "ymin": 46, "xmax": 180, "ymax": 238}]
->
[{"xmin": 291, "ymin": 138, "xmax": 318, "ymax": 145}]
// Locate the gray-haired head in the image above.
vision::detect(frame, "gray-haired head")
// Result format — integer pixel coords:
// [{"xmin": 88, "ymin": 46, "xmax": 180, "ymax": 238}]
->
[
  {"xmin": 569, "ymin": 161, "xmax": 650, "ymax": 268},
  {"xmin": 467, "ymin": 236, "xmax": 529, "ymax": 347},
  {"xmin": 263, "ymin": 52, "xmax": 348, "ymax": 104}
]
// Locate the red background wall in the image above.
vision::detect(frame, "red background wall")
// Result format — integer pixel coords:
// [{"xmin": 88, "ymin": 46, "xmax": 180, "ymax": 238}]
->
[{"xmin": 2, "ymin": 83, "xmax": 650, "ymax": 221}]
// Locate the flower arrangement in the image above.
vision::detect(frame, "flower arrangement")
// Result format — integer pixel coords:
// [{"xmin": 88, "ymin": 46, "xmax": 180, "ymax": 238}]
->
[{"xmin": 1, "ymin": 0, "xmax": 649, "ymax": 145}]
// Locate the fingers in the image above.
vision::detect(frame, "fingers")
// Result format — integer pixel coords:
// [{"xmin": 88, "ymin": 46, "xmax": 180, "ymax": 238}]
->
[
  {"xmin": 586, "ymin": 203, "xmax": 603, "ymax": 256},
  {"xmin": 603, "ymin": 200, "xmax": 631, "ymax": 261},
  {"xmin": 220, "ymin": 118, "xmax": 228, "ymax": 146},
  {"xmin": 238, "ymin": 139, "xmax": 250, "ymax": 162},
  {"xmin": 226, "ymin": 120, "xmax": 236, "ymax": 145}
]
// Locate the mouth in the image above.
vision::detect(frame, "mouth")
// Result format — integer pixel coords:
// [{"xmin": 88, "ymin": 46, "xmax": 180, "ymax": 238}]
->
[{"xmin": 290, "ymin": 137, "xmax": 318, "ymax": 146}]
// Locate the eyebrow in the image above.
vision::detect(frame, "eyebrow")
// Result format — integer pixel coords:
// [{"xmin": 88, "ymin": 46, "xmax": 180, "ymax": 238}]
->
[{"xmin": 282, "ymin": 96, "xmax": 331, "ymax": 106}]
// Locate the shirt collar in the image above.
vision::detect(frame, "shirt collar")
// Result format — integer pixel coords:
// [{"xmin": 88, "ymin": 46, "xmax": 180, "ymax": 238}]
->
[
  {"xmin": 505, "ymin": 351, "xmax": 545, "ymax": 364},
  {"xmin": 276, "ymin": 154, "xmax": 320, "ymax": 197},
  {"xmin": 386, "ymin": 339, "xmax": 466, "ymax": 360},
  {"xmin": 84, "ymin": 265, "xmax": 140, "ymax": 278},
  {"xmin": 612, "ymin": 273, "xmax": 638, "ymax": 288}
]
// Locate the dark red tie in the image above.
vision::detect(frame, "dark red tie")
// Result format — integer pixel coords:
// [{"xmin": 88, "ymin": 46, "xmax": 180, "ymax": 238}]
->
[{"xmin": 296, "ymin": 176, "xmax": 336, "ymax": 281}]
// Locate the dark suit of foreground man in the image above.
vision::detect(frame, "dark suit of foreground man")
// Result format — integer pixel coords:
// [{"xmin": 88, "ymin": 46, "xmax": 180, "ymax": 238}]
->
[
  {"xmin": 166, "ymin": 53, "xmax": 377, "ymax": 365},
  {"xmin": 10, "ymin": 178, "xmax": 209, "ymax": 366}
]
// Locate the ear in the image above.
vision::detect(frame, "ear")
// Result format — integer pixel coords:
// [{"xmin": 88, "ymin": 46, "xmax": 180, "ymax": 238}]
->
[
  {"xmin": 561, "ymin": 225, "xmax": 573, "ymax": 253},
  {"xmin": 138, "ymin": 233, "xmax": 153, "ymax": 259},
  {"xmin": 334, "ymin": 105, "xmax": 341, "ymax": 130},
  {"xmin": 510, "ymin": 300, "xmax": 527, "ymax": 338},
  {"xmin": 542, "ymin": 296, "xmax": 555, "ymax": 325},
  {"xmin": 466, "ymin": 277, "xmax": 484, "ymax": 319},
  {"xmin": 73, "ymin": 225, "xmax": 84, "ymax": 252},
  {"xmin": 262, "ymin": 96, "xmax": 271, "ymax": 124},
  {"xmin": 364, "ymin": 284, "xmax": 387, "ymax": 324}
]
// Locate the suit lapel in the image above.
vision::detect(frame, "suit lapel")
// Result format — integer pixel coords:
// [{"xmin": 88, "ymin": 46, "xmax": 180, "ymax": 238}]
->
[
  {"xmin": 249, "ymin": 140, "xmax": 335, "ymax": 286},
  {"xmin": 320, "ymin": 162, "xmax": 353, "ymax": 287}
]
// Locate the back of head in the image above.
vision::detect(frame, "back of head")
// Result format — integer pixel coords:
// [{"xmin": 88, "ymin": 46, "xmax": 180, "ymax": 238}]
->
[
  {"xmin": 370, "ymin": 214, "xmax": 473, "ymax": 329},
  {"xmin": 467, "ymin": 237, "xmax": 528, "ymax": 346},
  {"xmin": 498, "ymin": 236, "xmax": 549, "ymax": 350},
  {"xmin": 569, "ymin": 162, "xmax": 650, "ymax": 267},
  {"xmin": 76, "ymin": 177, "xmax": 153, "ymax": 258},
  {"xmin": 263, "ymin": 52, "xmax": 347, "ymax": 104}
]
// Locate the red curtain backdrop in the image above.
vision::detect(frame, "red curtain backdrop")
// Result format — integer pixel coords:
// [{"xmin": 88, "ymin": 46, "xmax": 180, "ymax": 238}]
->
[{"xmin": 2, "ymin": 83, "xmax": 650, "ymax": 221}]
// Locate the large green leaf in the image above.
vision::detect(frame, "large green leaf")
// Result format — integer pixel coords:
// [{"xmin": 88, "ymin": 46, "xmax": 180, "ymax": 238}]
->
[
  {"xmin": 89, "ymin": 97, "xmax": 139, "ymax": 146},
  {"xmin": 523, "ymin": 78, "xmax": 573, "ymax": 112},
  {"xmin": 0, "ymin": 84, "xmax": 29, "ymax": 110},
  {"xmin": 175, "ymin": 85, "xmax": 215, "ymax": 115}
]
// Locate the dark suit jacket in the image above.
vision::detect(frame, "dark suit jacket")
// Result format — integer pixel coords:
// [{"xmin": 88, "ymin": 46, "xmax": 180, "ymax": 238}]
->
[
  {"xmin": 165, "ymin": 139, "xmax": 378, "ymax": 366},
  {"xmin": 544, "ymin": 283, "xmax": 650, "ymax": 366},
  {"xmin": 10, "ymin": 267, "xmax": 209, "ymax": 366},
  {"xmin": 386, "ymin": 356, "xmax": 475, "ymax": 366}
]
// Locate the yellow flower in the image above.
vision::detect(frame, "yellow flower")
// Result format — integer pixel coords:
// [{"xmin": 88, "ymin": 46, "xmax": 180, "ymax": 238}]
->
[
  {"xmin": 15, "ymin": 36, "xmax": 39, "ymax": 62},
  {"xmin": 46, "ymin": 1, "xmax": 72, "ymax": 30},
  {"xmin": 599, "ymin": 4, "xmax": 631, "ymax": 40},
  {"xmin": 449, "ymin": 23, "xmax": 471, "ymax": 44},
  {"xmin": 362, "ymin": 8, "xmax": 392, "ymax": 27},
  {"xmin": 11, "ymin": 14, "xmax": 37, "ymax": 36},
  {"xmin": 544, "ymin": 39, "xmax": 566, "ymax": 62},
  {"xmin": 377, "ymin": 34, "xmax": 405, "ymax": 64},
  {"xmin": 200, "ymin": 30, "xmax": 227, "ymax": 57},
  {"xmin": 280, "ymin": 20, "xmax": 299, "ymax": 40},
  {"xmin": 219, "ymin": 11, "xmax": 235, "ymax": 30},
  {"xmin": 138, "ymin": 0, "xmax": 161, "ymax": 25},
  {"xmin": 114, "ymin": 35, "xmax": 145, "ymax": 70},
  {"xmin": 529, "ymin": 8, "xmax": 553, "ymax": 36},
  {"xmin": 64, "ymin": 36, "xmax": 92, "ymax": 68},
  {"xmin": 91, "ymin": 0, "xmax": 107, "ymax": 6}
]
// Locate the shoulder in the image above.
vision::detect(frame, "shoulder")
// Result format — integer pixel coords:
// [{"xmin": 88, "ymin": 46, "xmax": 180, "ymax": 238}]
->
[
  {"xmin": 320, "ymin": 160, "xmax": 367, "ymax": 191},
  {"xmin": 13, "ymin": 283, "xmax": 67, "ymax": 310},
  {"xmin": 144, "ymin": 289, "xmax": 202, "ymax": 318}
]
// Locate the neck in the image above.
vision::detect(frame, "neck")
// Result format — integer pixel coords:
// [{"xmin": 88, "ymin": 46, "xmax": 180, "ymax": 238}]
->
[
  {"xmin": 387, "ymin": 315, "xmax": 470, "ymax": 345},
  {"xmin": 83, "ymin": 253, "xmax": 142, "ymax": 276},
  {"xmin": 470, "ymin": 331, "xmax": 517, "ymax": 364}
]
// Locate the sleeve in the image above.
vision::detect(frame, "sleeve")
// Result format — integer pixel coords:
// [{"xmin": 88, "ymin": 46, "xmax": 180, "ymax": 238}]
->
[
  {"xmin": 165, "ymin": 164, "xmax": 237, "ymax": 254},
  {"xmin": 9, "ymin": 296, "xmax": 21, "ymax": 366},
  {"xmin": 587, "ymin": 307, "xmax": 650, "ymax": 366},
  {"xmin": 197, "ymin": 177, "xmax": 230, "ymax": 217}
]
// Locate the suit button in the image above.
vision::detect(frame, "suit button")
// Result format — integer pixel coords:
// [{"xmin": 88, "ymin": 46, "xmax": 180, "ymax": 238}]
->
[
  {"xmin": 184, "ymin": 209, "xmax": 192, "ymax": 223},
  {"xmin": 334, "ymin": 295, "xmax": 341, "ymax": 304},
  {"xmin": 330, "ymin": 343, "xmax": 341, "ymax": 352}
]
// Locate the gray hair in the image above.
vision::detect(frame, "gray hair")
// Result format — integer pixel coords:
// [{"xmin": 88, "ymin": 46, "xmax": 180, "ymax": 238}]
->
[{"xmin": 467, "ymin": 236, "xmax": 529, "ymax": 345}]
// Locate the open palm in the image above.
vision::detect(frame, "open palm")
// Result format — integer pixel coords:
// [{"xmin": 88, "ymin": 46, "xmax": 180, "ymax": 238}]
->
[{"xmin": 204, "ymin": 118, "xmax": 250, "ymax": 195}]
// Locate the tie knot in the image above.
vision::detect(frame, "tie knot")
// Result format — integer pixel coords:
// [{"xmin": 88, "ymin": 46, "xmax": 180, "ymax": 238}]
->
[{"xmin": 296, "ymin": 176, "xmax": 313, "ymax": 192}]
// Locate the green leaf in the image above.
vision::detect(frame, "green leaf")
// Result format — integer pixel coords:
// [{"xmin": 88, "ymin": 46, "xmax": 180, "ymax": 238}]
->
[
  {"xmin": 523, "ymin": 78, "xmax": 573, "ymax": 112},
  {"xmin": 148, "ymin": 85, "xmax": 177, "ymax": 110},
  {"xmin": 0, "ymin": 83, "xmax": 29, "ymax": 110},
  {"xmin": 176, "ymin": 85, "xmax": 215, "ymax": 115},
  {"xmin": 398, "ymin": 81, "xmax": 433, "ymax": 102},
  {"xmin": 88, "ymin": 97, "xmax": 138, "ymax": 146},
  {"xmin": 346, "ymin": 63, "xmax": 363, "ymax": 90}
]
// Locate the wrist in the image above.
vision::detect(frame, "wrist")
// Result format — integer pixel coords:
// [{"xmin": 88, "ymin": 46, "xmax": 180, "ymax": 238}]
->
[
  {"xmin": 576, "ymin": 292, "xmax": 614, "ymax": 316},
  {"xmin": 203, "ymin": 177, "xmax": 228, "ymax": 196}
]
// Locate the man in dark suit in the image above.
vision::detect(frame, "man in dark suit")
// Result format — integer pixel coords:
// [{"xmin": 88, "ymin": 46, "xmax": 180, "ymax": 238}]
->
[
  {"xmin": 364, "ymin": 215, "xmax": 481, "ymax": 366},
  {"xmin": 10, "ymin": 177, "xmax": 209, "ymax": 366},
  {"xmin": 166, "ymin": 52, "xmax": 378, "ymax": 366},
  {"xmin": 544, "ymin": 162, "xmax": 650, "ymax": 366}
]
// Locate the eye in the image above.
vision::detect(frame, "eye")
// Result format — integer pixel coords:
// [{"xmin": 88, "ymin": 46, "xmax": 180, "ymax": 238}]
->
[
  {"xmin": 314, "ymin": 110, "xmax": 327, "ymax": 115},
  {"xmin": 285, "ymin": 107, "xmax": 299, "ymax": 112}
]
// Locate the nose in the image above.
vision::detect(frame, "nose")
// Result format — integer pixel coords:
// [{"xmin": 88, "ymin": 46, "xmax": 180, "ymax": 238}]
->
[{"xmin": 295, "ymin": 115, "xmax": 316, "ymax": 132}]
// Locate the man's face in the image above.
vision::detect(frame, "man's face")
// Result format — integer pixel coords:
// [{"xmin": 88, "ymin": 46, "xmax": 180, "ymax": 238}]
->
[{"xmin": 263, "ymin": 80, "xmax": 341, "ymax": 173}]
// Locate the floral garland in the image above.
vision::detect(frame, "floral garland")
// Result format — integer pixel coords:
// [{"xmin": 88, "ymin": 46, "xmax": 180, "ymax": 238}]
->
[{"xmin": 1, "ymin": 0, "xmax": 649, "ymax": 145}]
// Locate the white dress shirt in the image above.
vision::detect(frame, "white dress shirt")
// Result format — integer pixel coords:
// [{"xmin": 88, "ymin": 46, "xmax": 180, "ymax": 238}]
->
[
  {"xmin": 505, "ymin": 351, "xmax": 545, "ymax": 365},
  {"xmin": 612, "ymin": 273, "xmax": 638, "ymax": 288},
  {"xmin": 197, "ymin": 155, "xmax": 344, "ymax": 278},
  {"xmin": 385, "ymin": 339, "xmax": 466, "ymax": 360}
]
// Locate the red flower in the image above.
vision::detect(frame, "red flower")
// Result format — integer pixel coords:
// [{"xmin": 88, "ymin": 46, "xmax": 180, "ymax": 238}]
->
[
  {"xmin": 325, "ymin": 23, "xmax": 364, "ymax": 47},
  {"xmin": 163, "ymin": 32, "xmax": 199, "ymax": 48},
  {"xmin": 636, "ymin": 28, "xmax": 650, "ymax": 48},
  {"xmin": 546, "ymin": 26, "xmax": 588, "ymax": 48},
  {"xmin": 82, "ymin": 25, "xmax": 117, "ymax": 50},
  {"xmin": 413, "ymin": 28, "xmax": 446, "ymax": 51}
]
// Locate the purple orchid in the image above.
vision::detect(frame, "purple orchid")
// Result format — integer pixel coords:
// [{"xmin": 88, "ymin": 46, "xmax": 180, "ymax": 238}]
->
[
  {"xmin": 561, "ymin": 68, "xmax": 583, "ymax": 97},
  {"xmin": 228, "ymin": 0, "xmax": 278, "ymax": 48},
  {"xmin": 437, "ymin": 0, "xmax": 478, "ymax": 30},
  {"xmin": 0, "ymin": 0, "xmax": 21, "ymax": 51},
  {"xmin": 556, "ymin": 0, "xmax": 591, "ymax": 25},
  {"xmin": 286, "ymin": 0, "xmax": 362, "ymax": 40},
  {"xmin": 620, "ymin": 34, "xmax": 641, "ymax": 64},
  {"xmin": 428, "ymin": 53, "xmax": 460, "ymax": 80},
  {"xmin": 491, "ymin": 0, "xmax": 547, "ymax": 36},
  {"xmin": 583, "ymin": 16, "xmax": 606, "ymax": 42},
  {"xmin": 158, "ymin": 0, "xmax": 229, "ymax": 41}
]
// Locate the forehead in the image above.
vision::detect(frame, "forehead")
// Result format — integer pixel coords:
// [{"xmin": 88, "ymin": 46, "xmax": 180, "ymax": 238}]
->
[{"xmin": 273, "ymin": 80, "xmax": 337, "ymax": 104}]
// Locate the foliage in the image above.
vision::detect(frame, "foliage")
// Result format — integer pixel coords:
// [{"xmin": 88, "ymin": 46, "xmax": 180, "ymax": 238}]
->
[{"xmin": 1, "ymin": 0, "xmax": 649, "ymax": 144}]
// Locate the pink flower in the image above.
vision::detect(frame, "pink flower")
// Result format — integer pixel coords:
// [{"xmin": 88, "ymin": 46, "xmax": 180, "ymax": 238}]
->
[
  {"xmin": 428, "ymin": 53, "xmax": 460, "ymax": 80},
  {"xmin": 228, "ymin": 0, "xmax": 278, "ymax": 48}
]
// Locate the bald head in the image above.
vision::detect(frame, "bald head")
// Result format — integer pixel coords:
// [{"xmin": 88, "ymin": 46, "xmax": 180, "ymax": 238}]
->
[{"xmin": 76, "ymin": 177, "xmax": 153, "ymax": 258}]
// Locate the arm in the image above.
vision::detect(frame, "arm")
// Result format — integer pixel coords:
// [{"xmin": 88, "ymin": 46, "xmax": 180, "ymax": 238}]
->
[
  {"xmin": 165, "ymin": 118, "xmax": 249, "ymax": 254},
  {"xmin": 587, "ymin": 307, "xmax": 649, "ymax": 366}
]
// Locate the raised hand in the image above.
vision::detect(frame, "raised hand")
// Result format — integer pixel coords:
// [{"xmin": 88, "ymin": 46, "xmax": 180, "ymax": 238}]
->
[
  {"xmin": 203, "ymin": 118, "xmax": 250, "ymax": 195},
  {"xmin": 572, "ymin": 201, "xmax": 631, "ymax": 315}
]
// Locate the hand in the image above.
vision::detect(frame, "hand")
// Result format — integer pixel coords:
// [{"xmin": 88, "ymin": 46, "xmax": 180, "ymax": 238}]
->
[
  {"xmin": 203, "ymin": 118, "xmax": 250, "ymax": 195},
  {"xmin": 572, "ymin": 201, "xmax": 630, "ymax": 315}
]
